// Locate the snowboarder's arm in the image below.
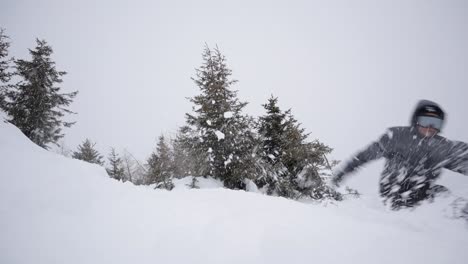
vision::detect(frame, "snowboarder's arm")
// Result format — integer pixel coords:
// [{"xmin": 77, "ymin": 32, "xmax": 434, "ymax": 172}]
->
[
  {"xmin": 333, "ymin": 131, "xmax": 392, "ymax": 185},
  {"xmin": 444, "ymin": 141, "xmax": 468, "ymax": 176}
]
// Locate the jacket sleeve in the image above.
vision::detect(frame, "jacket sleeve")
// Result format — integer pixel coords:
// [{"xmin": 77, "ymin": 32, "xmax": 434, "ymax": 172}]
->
[
  {"xmin": 444, "ymin": 141, "xmax": 468, "ymax": 176},
  {"xmin": 335, "ymin": 130, "xmax": 392, "ymax": 181}
]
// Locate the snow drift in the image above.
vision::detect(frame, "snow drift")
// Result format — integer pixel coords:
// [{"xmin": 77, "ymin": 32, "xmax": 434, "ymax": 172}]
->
[{"xmin": 1, "ymin": 117, "xmax": 467, "ymax": 264}]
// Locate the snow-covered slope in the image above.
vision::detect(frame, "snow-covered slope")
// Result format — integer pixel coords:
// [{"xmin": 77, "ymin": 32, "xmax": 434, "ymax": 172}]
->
[{"xmin": 1, "ymin": 118, "xmax": 467, "ymax": 264}]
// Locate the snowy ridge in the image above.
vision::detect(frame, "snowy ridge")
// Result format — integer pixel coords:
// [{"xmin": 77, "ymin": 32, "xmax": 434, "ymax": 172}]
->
[{"xmin": 0, "ymin": 119, "xmax": 467, "ymax": 264}]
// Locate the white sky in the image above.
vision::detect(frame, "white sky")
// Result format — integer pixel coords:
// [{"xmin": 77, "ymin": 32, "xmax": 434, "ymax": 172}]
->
[{"xmin": 2, "ymin": 0, "xmax": 468, "ymax": 167}]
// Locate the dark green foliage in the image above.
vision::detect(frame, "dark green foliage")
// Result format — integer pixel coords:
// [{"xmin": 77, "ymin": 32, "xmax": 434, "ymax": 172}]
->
[
  {"xmin": 171, "ymin": 133, "xmax": 188, "ymax": 178},
  {"xmin": 172, "ymin": 126, "xmax": 208, "ymax": 177},
  {"xmin": 255, "ymin": 96, "xmax": 290, "ymax": 193},
  {"xmin": 0, "ymin": 29, "xmax": 12, "ymax": 82},
  {"xmin": 107, "ymin": 148, "xmax": 125, "ymax": 181},
  {"xmin": 3, "ymin": 39, "xmax": 77, "ymax": 149},
  {"xmin": 221, "ymin": 115, "xmax": 267, "ymax": 189},
  {"xmin": 146, "ymin": 135, "xmax": 174, "ymax": 190},
  {"xmin": 181, "ymin": 45, "xmax": 257, "ymax": 189},
  {"xmin": 72, "ymin": 139, "xmax": 104, "ymax": 166},
  {"xmin": 256, "ymin": 95, "xmax": 339, "ymax": 199},
  {"xmin": 172, "ymin": 45, "xmax": 339, "ymax": 200},
  {"xmin": 258, "ymin": 96, "xmax": 288, "ymax": 165},
  {"xmin": 0, "ymin": 28, "xmax": 13, "ymax": 110}
]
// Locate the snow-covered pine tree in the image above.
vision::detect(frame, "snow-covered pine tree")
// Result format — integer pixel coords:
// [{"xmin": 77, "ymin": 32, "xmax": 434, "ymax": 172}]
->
[
  {"xmin": 72, "ymin": 139, "xmax": 104, "ymax": 166},
  {"xmin": 281, "ymin": 111, "xmax": 340, "ymax": 199},
  {"xmin": 225, "ymin": 115, "xmax": 271, "ymax": 189},
  {"xmin": 257, "ymin": 96, "xmax": 338, "ymax": 199},
  {"xmin": 172, "ymin": 126, "xmax": 207, "ymax": 177},
  {"xmin": 281, "ymin": 113, "xmax": 310, "ymax": 176},
  {"xmin": 256, "ymin": 95, "xmax": 291, "ymax": 194},
  {"xmin": 146, "ymin": 135, "xmax": 174, "ymax": 190},
  {"xmin": 3, "ymin": 39, "xmax": 77, "ymax": 149},
  {"xmin": 107, "ymin": 148, "xmax": 125, "ymax": 181},
  {"xmin": 171, "ymin": 134, "xmax": 190, "ymax": 178},
  {"xmin": 146, "ymin": 152, "xmax": 159, "ymax": 183},
  {"xmin": 184, "ymin": 45, "xmax": 254, "ymax": 189},
  {"xmin": 0, "ymin": 29, "xmax": 11, "ymax": 83},
  {"xmin": 0, "ymin": 28, "xmax": 13, "ymax": 110},
  {"xmin": 258, "ymin": 96, "xmax": 287, "ymax": 164}
]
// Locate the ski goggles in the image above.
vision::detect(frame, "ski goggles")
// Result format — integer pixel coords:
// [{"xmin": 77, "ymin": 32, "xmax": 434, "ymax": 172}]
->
[{"xmin": 416, "ymin": 116, "xmax": 443, "ymax": 130}]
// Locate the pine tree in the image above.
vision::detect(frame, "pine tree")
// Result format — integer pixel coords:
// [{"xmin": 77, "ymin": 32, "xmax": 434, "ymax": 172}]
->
[
  {"xmin": 0, "ymin": 28, "xmax": 13, "ymax": 110},
  {"xmin": 171, "ymin": 135, "xmax": 189, "ymax": 178},
  {"xmin": 3, "ymin": 39, "xmax": 77, "ymax": 149},
  {"xmin": 107, "ymin": 148, "xmax": 125, "ymax": 181},
  {"xmin": 282, "ymin": 111, "xmax": 340, "ymax": 199},
  {"xmin": 257, "ymin": 96, "xmax": 338, "ymax": 199},
  {"xmin": 146, "ymin": 135, "xmax": 174, "ymax": 190},
  {"xmin": 172, "ymin": 126, "xmax": 206, "ymax": 177},
  {"xmin": 72, "ymin": 139, "xmax": 104, "ymax": 165},
  {"xmin": 183, "ymin": 45, "xmax": 254, "ymax": 189},
  {"xmin": 256, "ymin": 96, "xmax": 293, "ymax": 195},
  {"xmin": 258, "ymin": 96, "xmax": 288, "ymax": 165},
  {"xmin": 226, "ymin": 115, "xmax": 271, "ymax": 189}
]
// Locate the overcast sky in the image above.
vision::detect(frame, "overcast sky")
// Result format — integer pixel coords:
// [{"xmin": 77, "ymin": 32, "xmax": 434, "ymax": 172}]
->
[{"xmin": 2, "ymin": 0, "xmax": 468, "ymax": 168}]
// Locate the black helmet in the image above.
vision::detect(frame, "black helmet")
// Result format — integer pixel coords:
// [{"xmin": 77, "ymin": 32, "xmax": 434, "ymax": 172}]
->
[{"xmin": 411, "ymin": 100, "xmax": 445, "ymax": 129}]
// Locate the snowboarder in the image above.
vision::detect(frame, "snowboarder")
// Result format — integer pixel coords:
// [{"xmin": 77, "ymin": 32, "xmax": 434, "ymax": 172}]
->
[{"xmin": 332, "ymin": 100, "xmax": 468, "ymax": 209}]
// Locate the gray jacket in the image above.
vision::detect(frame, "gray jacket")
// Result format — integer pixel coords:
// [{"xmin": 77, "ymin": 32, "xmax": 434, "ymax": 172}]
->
[{"xmin": 336, "ymin": 100, "xmax": 468, "ymax": 208}]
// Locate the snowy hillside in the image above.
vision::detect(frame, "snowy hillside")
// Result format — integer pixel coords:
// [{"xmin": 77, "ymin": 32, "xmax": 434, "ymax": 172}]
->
[{"xmin": 1, "ymin": 118, "xmax": 467, "ymax": 264}]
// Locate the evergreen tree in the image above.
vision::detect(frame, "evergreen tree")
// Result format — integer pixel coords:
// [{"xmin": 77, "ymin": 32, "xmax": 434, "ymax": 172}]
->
[
  {"xmin": 256, "ymin": 96, "xmax": 292, "ymax": 195},
  {"xmin": 183, "ymin": 45, "xmax": 254, "ymax": 189},
  {"xmin": 171, "ymin": 135, "xmax": 189, "ymax": 178},
  {"xmin": 172, "ymin": 126, "xmax": 206, "ymax": 177},
  {"xmin": 282, "ymin": 112, "xmax": 340, "ymax": 199},
  {"xmin": 146, "ymin": 135, "xmax": 174, "ymax": 190},
  {"xmin": 107, "ymin": 148, "xmax": 125, "ymax": 181},
  {"xmin": 3, "ymin": 39, "xmax": 77, "ymax": 149},
  {"xmin": 225, "ymin": 115, "xmax": 271, "ymax": 189},
  {"xmin": 257, "ymin": 96, "xmax": 338, "ymax": 199},
  {"xmin": 0, "ymin": 28, "xmax": 13, "ymax": 110},
  {"xmin": 258, "ymin": 96, "xmax": 288, "ymax": 165},
  {"xmin": 72, "ymin": 139, "xmax": 104, "ymax": 165}
]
